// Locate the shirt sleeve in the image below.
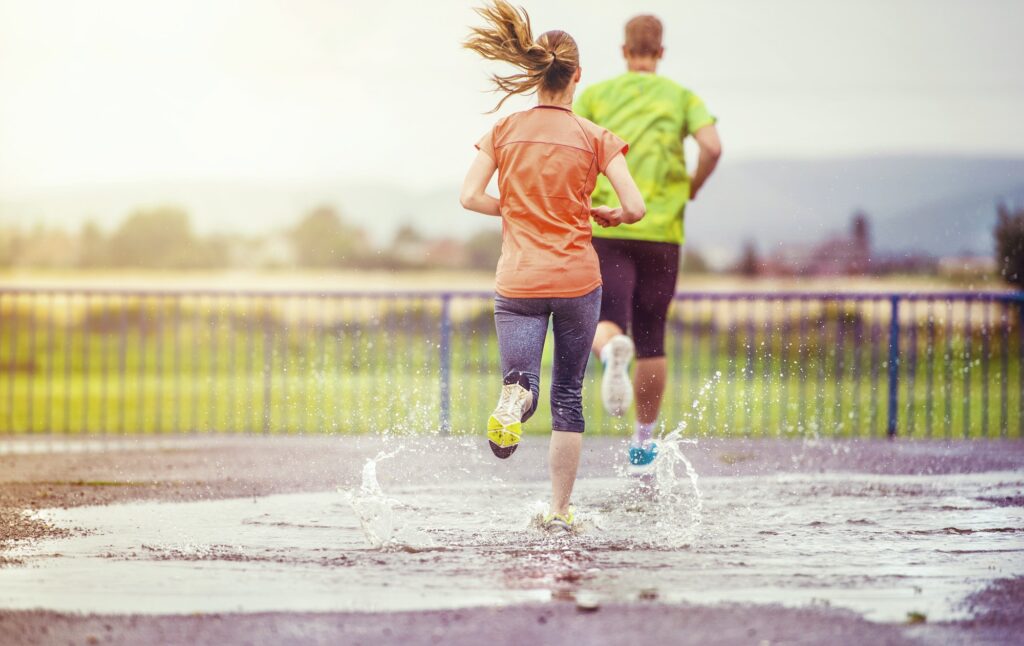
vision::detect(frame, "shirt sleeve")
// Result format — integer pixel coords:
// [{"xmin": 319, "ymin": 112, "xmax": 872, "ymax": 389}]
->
[
  {"xmin": 684, "ymin": 91, "xmax": 716, "ymax": 137},
  {"xmin": 474, "ymin": 128, "xmax": 496, "ymax": 160},
  {"xmin": 596, "ymin": 128, "xmax": 629, "ymax": 173}
]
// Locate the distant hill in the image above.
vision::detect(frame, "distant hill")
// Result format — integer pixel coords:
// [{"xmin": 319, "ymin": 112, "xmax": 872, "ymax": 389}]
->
[
  {"xmin": 1, "ymin": 155, "xmax": 1020, "ymax": 267},
  {"xmin": 685, "ymin": 156, "xmax": 1024, "ymax": 265}
]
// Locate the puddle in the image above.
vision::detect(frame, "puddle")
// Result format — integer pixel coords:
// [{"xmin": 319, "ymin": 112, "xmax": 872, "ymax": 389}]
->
[{"xmin": 2, "ymin": 437, "xmax": 1022, "ymax": 623}]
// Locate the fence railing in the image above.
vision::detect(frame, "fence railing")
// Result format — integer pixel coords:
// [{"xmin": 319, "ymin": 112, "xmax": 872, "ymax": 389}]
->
[{"xmin": 0, "ymin": 288, "xmax": 1021, "ymax": 439}]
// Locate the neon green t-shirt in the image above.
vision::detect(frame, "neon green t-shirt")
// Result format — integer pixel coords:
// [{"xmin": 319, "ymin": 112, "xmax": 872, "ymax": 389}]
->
[{"xmin": 574, "ymin": 72, "xmax": 715, "ymax": 245}]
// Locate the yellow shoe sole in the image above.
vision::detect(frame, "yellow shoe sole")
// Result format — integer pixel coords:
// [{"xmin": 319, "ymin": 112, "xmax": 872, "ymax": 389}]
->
[{"xmin": 487, "ymin": 416, "xmax": 521, "ymax": 459}]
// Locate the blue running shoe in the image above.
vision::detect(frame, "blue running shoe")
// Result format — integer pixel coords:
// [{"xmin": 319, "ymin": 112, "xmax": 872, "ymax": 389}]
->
[{"xmin": 628, "ymin": 442, "xmax": 658, "ymax": 467}]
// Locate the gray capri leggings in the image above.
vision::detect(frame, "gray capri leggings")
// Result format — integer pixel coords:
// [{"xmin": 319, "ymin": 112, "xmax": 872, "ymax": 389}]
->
[{"xmin": 493, "ymin": 287, "xmax": 602, "ymax": 433}]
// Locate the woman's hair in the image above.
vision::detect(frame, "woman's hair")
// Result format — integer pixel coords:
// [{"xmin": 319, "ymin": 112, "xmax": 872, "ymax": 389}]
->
[{"xmin": 464, "ymin": 0, "xmax": 579, "ymax": 112}]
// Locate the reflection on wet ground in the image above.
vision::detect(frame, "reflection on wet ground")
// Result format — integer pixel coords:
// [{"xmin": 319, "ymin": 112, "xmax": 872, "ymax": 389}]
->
[{"xmin": 2, "ymin": 435, "xmax": 1021, "ymax": 624}]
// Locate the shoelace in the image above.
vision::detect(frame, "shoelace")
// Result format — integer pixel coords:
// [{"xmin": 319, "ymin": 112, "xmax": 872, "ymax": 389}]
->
[{"xmin": 496, "ymin": 383, "xmax": 526, "ymax": 421}]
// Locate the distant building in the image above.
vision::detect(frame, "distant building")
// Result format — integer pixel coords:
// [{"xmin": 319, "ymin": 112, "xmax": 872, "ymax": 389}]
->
[
  {"xmin": 390, "ymin": 237, "xmax": 469, "ymax": 269},
  {"xmin": 872, "ymin": 252, "xmax": 938, "ymax": 275},
  {"xmin": 763, "ymin": 211, "xmax": 873, "ymax": 276},
  {"xmin": 225, "ymin": 236, "xmax": 296, "ymax": 269},
  {"xmin": 422, "ymin": 238, "xmax": 469, "ymax": 269},
  {"xmin": 937, "ymin": 255, "xmax": 996, "ymax": 280}
]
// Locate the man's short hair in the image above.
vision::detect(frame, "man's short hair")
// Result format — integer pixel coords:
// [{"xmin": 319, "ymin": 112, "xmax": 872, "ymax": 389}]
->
[{"xmin": 625, "ymin": 15, "xmax": 663, "ymax": 57}]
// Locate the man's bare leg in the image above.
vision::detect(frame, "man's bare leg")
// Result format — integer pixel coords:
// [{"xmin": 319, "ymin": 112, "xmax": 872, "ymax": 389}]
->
[
  {"xmin": 634, "ymin": 357, "xmax": 667, "ymax": 426},
  {"xmin": 592, "ymin": 321, "xmax": 666, "ymax": 445},
  {"xmin": 591, "ymin": 320, "xmax": 623, "ymax": 357},
  {"xmin": 593, "ymin": 321, "xmax": 635, "ymax": 417}
]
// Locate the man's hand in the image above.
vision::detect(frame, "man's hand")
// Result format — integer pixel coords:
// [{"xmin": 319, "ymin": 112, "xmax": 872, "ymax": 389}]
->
[{"xmin": 591, "ymin": 205, "xmax": 625, "ymax": 228}]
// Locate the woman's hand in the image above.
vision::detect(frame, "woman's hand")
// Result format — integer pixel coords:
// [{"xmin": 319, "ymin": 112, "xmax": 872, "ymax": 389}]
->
[{"xmin": 591, "ymin": 205, "xmax": 625, "ymax": 228}]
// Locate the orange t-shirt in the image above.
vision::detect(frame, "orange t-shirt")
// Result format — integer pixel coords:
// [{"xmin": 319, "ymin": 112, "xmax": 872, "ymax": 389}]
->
[{"xmin": 476, "ymin": 105, "xmax": 628, "ymax": 298}]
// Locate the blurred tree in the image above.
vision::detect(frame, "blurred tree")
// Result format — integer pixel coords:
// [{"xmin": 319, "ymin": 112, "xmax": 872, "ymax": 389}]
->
[
  {"xmin": 680, "ymin": 246, "xmax": 710, "ymax": 274},
  {"xmin": 737, "ymin": 239, "xmax": 761, "ymax": 277},
  {"xmin": 107, "ymin": 207, "xmax": 190, "ymax": 267},
  {"xmin": 107, "ymin": 206, "xmax": 224, "ymax": 268},
  {"xmin": 994, "ymin": 202, "xmax": 1024, "ymax": 288},
  {"xmin": 464, "ymin": 228, "xmax": 502, "ymax": 270},
  {"xmin": 290, "ymin": 205, "xmax": 365, "ymax": 268},
  {"xmin": 77, "ymin": 219, "xmax": 107, "ymax": 268},
  {"xmin": 0, "ymin": 226, "xmax": 20, "ymax": 268}
]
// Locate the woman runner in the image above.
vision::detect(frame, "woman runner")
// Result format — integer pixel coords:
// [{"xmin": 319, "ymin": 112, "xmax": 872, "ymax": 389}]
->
[{"xmin": 460, "ymin": 0, "xmax": 646, "ymax": 532}]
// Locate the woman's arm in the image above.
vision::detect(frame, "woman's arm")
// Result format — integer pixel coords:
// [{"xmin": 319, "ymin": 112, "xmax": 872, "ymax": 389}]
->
[
  {"xmin": 602, "ymin": 153, "xmax": 646, "ymax": 224},
  {"xmin": 459, "ymin": 151, "xmax": 501, "ymax": 216}
]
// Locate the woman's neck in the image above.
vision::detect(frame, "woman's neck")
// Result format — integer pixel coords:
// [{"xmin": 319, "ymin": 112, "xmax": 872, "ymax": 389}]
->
[{"xmin": 537, "ymin": 89, "xmax": 574, "ymax": 109}]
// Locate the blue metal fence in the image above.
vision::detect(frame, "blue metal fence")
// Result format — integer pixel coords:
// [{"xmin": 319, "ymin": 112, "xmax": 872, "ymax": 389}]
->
[{"xmin": 0, "ymin": 288, "xmax": 1021, "ymax": 438}]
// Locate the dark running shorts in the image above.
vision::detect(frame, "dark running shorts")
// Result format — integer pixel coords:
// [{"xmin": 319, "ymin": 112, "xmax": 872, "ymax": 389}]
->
[{"xmin": 592, "ymin": 237, "xmax": 679, "ymax": 359}]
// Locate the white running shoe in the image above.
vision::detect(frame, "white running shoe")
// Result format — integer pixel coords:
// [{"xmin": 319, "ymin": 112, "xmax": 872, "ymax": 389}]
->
[
  {"xmin": 487, "ymin": 371, "xmax": 533, "ymax": 459},
  {"xmin": 601, "ymin": 334, "xmax": 634, "ymax": 417}
]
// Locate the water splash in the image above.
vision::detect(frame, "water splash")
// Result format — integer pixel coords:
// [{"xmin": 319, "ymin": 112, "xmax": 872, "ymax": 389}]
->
[
  {"xmin": 654, "ymin": 426, "xmax": 704, "ymax": 519},
  {"xmin": 342, "ymin": 448, "xmax": 434, "ymax": 550},
  {"xmin": 650, "ymin": 371, "xmax": 721, "ymax": 522},
  {"xmin": 601, "ymin": 372, "xmax": 721, "ymax": 547}
]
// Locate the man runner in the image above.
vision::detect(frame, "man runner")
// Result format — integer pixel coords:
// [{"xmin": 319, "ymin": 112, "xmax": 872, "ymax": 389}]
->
[{"xmin": 574, "ymin": 14, "xmax": 722, "ymax": 468}]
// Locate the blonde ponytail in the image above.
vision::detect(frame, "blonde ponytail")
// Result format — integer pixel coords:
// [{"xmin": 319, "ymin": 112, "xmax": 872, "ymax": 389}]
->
[{"xmin": 464, "ymin": 0, "xmax": 579, "ymax": 112}]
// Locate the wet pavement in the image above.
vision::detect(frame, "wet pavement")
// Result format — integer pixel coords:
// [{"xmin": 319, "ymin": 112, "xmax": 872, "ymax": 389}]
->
[{"xmin": 1, "ymin": 433, "xmax": 1022, "ymax": 631}]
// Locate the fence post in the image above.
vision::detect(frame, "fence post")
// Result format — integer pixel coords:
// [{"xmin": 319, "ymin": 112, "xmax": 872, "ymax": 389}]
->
[
  {"xmin": 886, "ymin": 295, "xmax": 901, "ymax": 438},
  {"xmin": 1018, "ymin": 300, "xmax": 1024, "ymax": 440},
  {"xmin": 439, "ymin": 294, "xmax": 452, "ymax": 435},
  {"xmin": 262, "ymin": 306, "xmax": 273, "ymax": 435}
]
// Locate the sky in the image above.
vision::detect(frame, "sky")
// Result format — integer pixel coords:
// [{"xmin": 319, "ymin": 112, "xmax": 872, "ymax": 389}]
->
[{"xmin": 1, "ymin": 0, "xmax": 1022, "ymax": 195}]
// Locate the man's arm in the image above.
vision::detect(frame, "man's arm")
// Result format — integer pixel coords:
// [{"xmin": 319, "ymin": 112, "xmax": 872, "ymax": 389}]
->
[{"xmin": 689, "ymin": 124, "xmax": 722, "ymax": 201}]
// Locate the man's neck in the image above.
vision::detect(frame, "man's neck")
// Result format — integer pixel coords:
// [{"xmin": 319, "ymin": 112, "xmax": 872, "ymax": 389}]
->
[{"xmin": 626, "ymin": 57, "xmax": 658, "ymax": 73}]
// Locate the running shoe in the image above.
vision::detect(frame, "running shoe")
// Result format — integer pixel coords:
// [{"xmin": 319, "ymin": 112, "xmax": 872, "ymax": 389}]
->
[
  {"xmin": 487, "ymin": 372, "xmax": 533, "ymax": 459},
  {"xmin": 628, "ymin": 441, "xmax": 659, "ymax": 467},
  {"xmin": 542, "ymin": 507, "xmax": 576, "ymax": 534},
  {"xmin": 601, "ymin": 334, "xmax": 635, "ymax": 416}
]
